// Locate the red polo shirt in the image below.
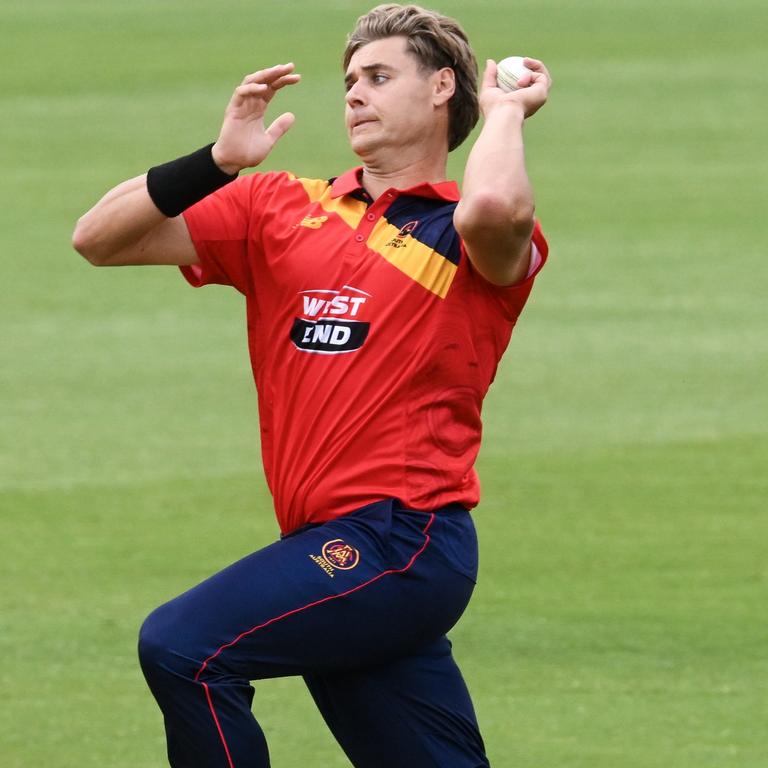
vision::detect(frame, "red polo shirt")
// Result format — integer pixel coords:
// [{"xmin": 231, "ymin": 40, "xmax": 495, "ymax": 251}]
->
[{"xmin": 181, "ymin": 167, "xmax": 548, "ymax": 534}]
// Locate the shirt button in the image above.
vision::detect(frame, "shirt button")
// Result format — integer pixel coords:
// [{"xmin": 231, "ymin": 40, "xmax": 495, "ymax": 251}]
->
[
  {"xmin": 366, "ymin": 213, "xmax": 375, "ymax": 221},
  {"xmin": 355, "ymin": 234, "xmax": 364, "ymax": 242}
]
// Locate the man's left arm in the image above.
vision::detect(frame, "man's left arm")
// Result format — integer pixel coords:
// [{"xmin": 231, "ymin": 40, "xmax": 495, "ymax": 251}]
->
[{"xmin": 454, "ymin": 57, "xmax": 552, "ymax": 286}]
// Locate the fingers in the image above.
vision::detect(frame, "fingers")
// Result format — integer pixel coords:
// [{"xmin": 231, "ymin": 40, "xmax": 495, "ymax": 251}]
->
[
  {"xmin": 231, "ymin": 64, "xmax": 301, "ymax": 109},
  {"xmin": 482, "ymin": 57, "xmax": 551, "ymax": 92},
  {"xmin": 216, "ymin": 65, "xmax": 300, "ymax": 170},
  {"xmin": 515, "ymin": 70, "xmax": 534, "ymax": 89},
  {"xmin": 265, "ymin": 112, "xmax": 296, "ymax": 143},
  {"xmin": 481, "ymin": 59, "xmax": 499, "ymax": 89},
  {"xmin": 522, "ymin": 57, "xmax": 544, "ymax": 72},
  {"xmin": 234, "ymin": 82, "xmax": 270, "ymax": 100},
  {"xmin": 233, "ymin": 74, "xmax": 300, "ymax": 101},
  {"xmin": 241, "ymin": 63, "xmax": 300, "ymax": 88},
  {"xmin": 241, "ymin": 73, "xmax": 301, "ymax": 93},
  {"xmin": 522, "ymin": 57, "xmax": 552, "ymax": 87}
]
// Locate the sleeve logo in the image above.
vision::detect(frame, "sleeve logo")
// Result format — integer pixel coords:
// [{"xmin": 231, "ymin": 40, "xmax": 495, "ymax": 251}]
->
[
  {"xmin": 290, "ymin": 285, "xmax": 371, "ymax": 355},
  {"xmin": 299, "ymin": 215, "xmax": 329, "ymax": 229}
]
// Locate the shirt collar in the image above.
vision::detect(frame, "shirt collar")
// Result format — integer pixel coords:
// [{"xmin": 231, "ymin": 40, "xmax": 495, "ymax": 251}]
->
[{"xmin": 330, "ymin": 166, "xmax": 460, "ymax": 202}]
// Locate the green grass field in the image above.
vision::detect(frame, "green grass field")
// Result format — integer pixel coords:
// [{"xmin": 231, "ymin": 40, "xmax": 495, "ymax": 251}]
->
[{"xmin": 1, "ymin": 1, "xmax": 766, "ymax": 765}]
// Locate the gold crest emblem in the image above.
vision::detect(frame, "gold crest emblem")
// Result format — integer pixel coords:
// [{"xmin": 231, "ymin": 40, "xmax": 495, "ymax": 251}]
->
[{"xmin": 321, "ymin": 539, "xmax": 360, "ymax": 570}]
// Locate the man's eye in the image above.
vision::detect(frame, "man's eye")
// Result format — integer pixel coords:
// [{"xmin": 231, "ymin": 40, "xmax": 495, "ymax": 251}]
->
[{"xmin": 372, "ymin": 74, "xmax": 388, "ymax": 84}]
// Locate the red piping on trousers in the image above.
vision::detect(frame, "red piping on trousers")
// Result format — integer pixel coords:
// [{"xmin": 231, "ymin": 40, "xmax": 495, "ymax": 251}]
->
[
  {"xmin": 194, "ymin": 512, "xmax": 436, "ymax": 768},
  {"xmin": 201, "ymin": 680, "xmax": 235, "ymax": 768}
]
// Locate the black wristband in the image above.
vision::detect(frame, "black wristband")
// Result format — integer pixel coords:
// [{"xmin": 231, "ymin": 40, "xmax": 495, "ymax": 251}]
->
[{"xmin": 146, "ymin": 143, "xmax": 238, "ymax": 217}]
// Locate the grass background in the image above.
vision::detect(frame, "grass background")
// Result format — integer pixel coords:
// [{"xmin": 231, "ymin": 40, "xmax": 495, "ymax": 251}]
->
[{"xmin": 1, "ymin": 0, "xmax": 766, "ymax": 765}]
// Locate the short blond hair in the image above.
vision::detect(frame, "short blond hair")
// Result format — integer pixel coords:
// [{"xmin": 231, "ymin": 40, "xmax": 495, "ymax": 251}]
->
[{"xmin": 343, "ymin": 4, "xmax": 479, "ymax": 151}]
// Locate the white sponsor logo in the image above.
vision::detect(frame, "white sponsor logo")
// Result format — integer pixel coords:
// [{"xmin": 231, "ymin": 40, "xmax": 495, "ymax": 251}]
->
[
  {"xmin": 291, "ymin": 285, "xmax": 372, "ymax": 354},
  {"xmin": 300, "ymin": 323, "xmax": 352, "ymax": 346},
  {"xmin": 302, "ymin": 294, "xmax": 367, "ymax": 318}
]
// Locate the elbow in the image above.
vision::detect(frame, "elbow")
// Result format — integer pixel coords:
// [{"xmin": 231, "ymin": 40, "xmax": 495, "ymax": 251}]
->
[
  {"xmin": 455, "ymin": 191, "xmax": 534, "ymax": 238},
  {"xmin": 72, "ymin": 217, "xmax": 109, "ymax": 266}
]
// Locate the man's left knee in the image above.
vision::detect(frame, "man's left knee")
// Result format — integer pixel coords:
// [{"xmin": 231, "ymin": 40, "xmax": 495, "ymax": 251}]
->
[{"xmin": 137, "ymin": 602, "xmax": 199, "ymax": 682}]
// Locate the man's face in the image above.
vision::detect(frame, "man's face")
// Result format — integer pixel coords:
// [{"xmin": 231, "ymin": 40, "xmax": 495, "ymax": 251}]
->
[{"xmin": 344, "ymin": 36, "xmax": 448, "ymax": 158}]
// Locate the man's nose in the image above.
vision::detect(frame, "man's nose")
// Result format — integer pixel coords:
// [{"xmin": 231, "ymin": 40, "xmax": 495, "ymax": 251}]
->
[{"xmin": 345, "ymin": 80, "xmax": 366, "ymax": 107}]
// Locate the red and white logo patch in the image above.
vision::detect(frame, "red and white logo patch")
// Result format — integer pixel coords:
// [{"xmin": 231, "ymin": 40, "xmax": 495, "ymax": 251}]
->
[{"xmin": 290, "ymin": 285, "xmax": 372, "ymax": 355}]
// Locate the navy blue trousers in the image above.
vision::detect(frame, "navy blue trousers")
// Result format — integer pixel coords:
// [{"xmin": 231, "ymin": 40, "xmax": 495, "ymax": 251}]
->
[{"xmin": 138, "ymin": 499, "xmax": 490, "ymax": 767}]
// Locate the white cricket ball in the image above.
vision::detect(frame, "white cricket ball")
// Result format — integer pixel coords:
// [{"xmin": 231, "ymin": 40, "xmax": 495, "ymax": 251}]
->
[{"xmin": 496, "ymin": 56, "xmax": 533, "ymax": 92}]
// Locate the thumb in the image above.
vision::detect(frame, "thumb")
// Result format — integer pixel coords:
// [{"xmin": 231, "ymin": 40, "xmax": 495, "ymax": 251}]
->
[
  {"xmin": 265, "ymin": 112, "xmax": 295, "ymax": 143},
  {"xmin": 481, "ymin": 59, "xmax": 499, "ymax": 89}
]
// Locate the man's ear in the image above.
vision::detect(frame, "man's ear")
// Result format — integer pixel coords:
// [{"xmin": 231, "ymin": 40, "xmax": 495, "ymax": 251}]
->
[{"xmin": 432, "ymin": 67, "xmax": 456, "ymax": 106}]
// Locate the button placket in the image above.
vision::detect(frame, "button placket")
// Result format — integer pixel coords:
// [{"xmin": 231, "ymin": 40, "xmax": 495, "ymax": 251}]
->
[{"xmin": 346, "ymin": 189, "xmax": 396, "ymax": 253}]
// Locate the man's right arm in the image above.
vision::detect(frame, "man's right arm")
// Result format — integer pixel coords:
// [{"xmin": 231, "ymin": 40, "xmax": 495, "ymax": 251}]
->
[
  {"xmin": 72, "ymin": 63, "xmax": 301, "ymax": 268},
  {"xmin": 72, "ymin": 174, "xmax": 197, "ymax": 266}
]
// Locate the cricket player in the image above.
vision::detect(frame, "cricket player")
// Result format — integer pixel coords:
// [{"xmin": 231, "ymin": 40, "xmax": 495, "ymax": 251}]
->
[{"xmin": 73, "ymin": 4, "xmax": 551, "ymax": 766}]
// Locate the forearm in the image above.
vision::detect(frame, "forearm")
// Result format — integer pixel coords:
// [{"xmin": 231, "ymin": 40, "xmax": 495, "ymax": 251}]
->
[{"xmin": 72, "ymin": 174, "xmax": 166, "ymax": 265}]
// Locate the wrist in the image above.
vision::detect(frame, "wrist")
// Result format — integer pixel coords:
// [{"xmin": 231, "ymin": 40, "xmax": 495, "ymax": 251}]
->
[
  {"xmin": 146, "ymin": 144, "xmax": 238, "ymax": 218},
  {"xmin": 211, "ymin": 142, "xmax": 243, "ymax": 176},
  {"xmin": 482, "ymin": 100, "xmax": 526, "ymax": 123}
]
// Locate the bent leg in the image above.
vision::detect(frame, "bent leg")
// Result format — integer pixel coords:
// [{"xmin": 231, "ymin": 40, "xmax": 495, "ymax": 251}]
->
[
  {"xmin": 138, "ymin": 581, "xmax": 273, "ymax": 768},
  {"xmin": 304, "ymin": 636, "xmax": 490, "ymax": 768},
  {"xmin": 137, "ymin": 500, "xmax": 474, "ymax": 767},
  {"xmin": 136, "ymin": 525, "xmax": 361, "ymax": 768}
]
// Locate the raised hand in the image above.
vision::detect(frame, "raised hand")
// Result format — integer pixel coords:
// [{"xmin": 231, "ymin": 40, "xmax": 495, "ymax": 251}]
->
[
  {"xmin": 212, "ymin": 63, "xmax": 301, "ymax": 175},
  {"xmin": 480, "ymin": 57, "xmax": 552, "ymax": 120}
]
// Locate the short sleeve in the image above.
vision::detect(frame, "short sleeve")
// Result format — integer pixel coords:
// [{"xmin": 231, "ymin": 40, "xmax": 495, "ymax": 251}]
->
[
  {"xmin": 460, "ymin": 220, "xmax": 549, "ymax": 321},
  {"xmin": 179, "ymin": 171, "xmax": 288, "ymax": 295}
]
